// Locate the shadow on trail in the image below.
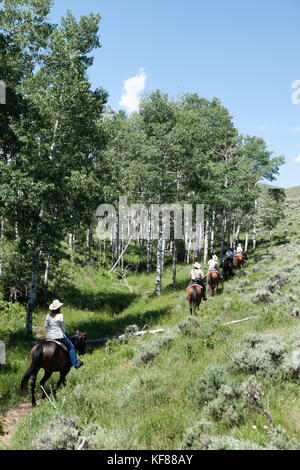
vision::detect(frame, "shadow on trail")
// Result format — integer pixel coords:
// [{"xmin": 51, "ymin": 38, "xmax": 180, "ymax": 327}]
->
[{"xmin": 57, "ymin": 283, "xmax": 137, "ymax": 315}]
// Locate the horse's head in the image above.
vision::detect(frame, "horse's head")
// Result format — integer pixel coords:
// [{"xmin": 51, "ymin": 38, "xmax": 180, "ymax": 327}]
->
[{"xmin": 72, "ymin": 331, "xmax": 87, "ymax": 355}]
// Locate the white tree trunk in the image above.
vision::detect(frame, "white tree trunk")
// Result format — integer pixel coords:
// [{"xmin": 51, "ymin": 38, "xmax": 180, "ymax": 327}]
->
[
  {"xmin": 161, "ymin": 238, "xmax": 166, "ymax": 271},
  {"xmin": 253, "ymin": 200, "xmax": 258, "ymax": 251},
  {"xmin": 147, "ymin": 214, "xmax": 153, "ymax": 274},
  {"xmin": 44, "ymin": 256, "xmax": 50, "ymax": 286},
  {"xmin": 245, "ymin": 231, "xmax": 249, "ymax": 252},
  {"xmin": 186, "ymin": 238, "xmax": 192, "ymax": 264},
  {"xmin": 204, "ymin": 219, "xmax": 209, "ymax": 264},
  {"xmin": 155, "ymin": 228, "xmax": 164, "ymax": 296},
  {"xmin": 69, "ymin": 233, "xmax": 73, "ymax": 251},
  {"xmin": 234, "ymin": 224, "xmax": 241, "ymax": 251}
]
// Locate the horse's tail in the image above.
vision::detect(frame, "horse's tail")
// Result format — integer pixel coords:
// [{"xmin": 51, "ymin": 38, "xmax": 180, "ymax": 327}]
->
[
  {"xmin": 21, "ymin": 343, "xmax": 43, "ymax": 392},
  {"xmin": 192, "ymin": 286, "xmax": 198, "ymax": 305}
]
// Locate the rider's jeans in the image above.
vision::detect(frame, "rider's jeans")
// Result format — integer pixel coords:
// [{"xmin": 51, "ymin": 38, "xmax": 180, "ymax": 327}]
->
[{"xmin": 60, "ymin": 335, "xmax": 79, "ymax": 367}]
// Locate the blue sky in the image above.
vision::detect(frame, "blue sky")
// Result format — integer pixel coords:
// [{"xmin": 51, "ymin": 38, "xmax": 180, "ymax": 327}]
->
[{"xmin": 51, "ymin": 0, "xmax": 300, "ymax": 188}]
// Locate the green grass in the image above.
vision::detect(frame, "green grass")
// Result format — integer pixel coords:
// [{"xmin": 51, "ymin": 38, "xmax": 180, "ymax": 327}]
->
[{"xmin": 1, "ymin": 187, "xmax": 300, "ymax": 449}]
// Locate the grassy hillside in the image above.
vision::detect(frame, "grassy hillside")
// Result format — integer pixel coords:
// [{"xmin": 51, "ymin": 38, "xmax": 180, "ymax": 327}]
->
[{"xmin": 1, "ymin": 186, "xmax": 300, "ymax": 450}]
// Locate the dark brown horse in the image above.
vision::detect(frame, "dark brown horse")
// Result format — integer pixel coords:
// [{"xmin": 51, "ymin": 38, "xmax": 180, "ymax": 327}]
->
[
  {"xmin": 186, "ymin": 284, "xmax": 203, "ymax": 315},
  {"xmin": 206, "ymin": 271, "xmax": 221, "ymax": 296},
  {"xmin": 21, "ymin": 331, "xmax": 86, "ymax": 407},
  {"xmin": 222, "ymin": 257, "xmax": 234, "ymax": 281}
]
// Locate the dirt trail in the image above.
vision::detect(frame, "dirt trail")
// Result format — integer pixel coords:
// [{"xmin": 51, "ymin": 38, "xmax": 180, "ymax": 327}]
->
[{"xmin": 0, "ymin": 402, "xmax": 36, "ymax": 448}]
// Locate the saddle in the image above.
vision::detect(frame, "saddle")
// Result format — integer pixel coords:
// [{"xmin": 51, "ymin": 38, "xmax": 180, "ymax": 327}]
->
[
  {"xmin": 189, "ymin": 283, "xmax": 203, "ymax": 290},
  {"xmin": 46, "ymin": 339, "xmax": 69, "ymax": 353}
]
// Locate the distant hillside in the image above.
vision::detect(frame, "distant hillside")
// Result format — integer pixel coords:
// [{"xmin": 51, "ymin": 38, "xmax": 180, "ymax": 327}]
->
[{"xmin": 286, "ymin": 186, "xmax": 300, "ymax": 200}]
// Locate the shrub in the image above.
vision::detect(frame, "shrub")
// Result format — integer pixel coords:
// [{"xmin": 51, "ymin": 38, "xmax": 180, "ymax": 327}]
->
[
  {"xmin": 203, "ymin": 388, "xmax": 244, "ymax": 425},
  {"xmin": 181, "ymin": 422, "xmax": 265, "ymax": 450},
  {"xmin": 250, "ymin": 288, "xmax": 274, "ymax": 304},
  {"xmin": 178, "ymin": 316, "xmax": 201, "ymax": 337},
  {"xmin": 124, "ymin": 324, "xmax": 140, "ymax": 334},
  {"xmin": 281, "ymin": 350, "xmax": 300, "ymax": 379},
  {"xmin": 0, "ymin": 292, "xmax": 25, "ymax": 322},
  {"xmin": 84, "ymin": 423, "xmax": 138, "ymax": 450},
  {"xmin": 138, "ymin": 328, "xmax": 178, "ymax": 363},
  {"xmin": 268, "ymin": 425, "xmax": 300, "ymax": 450},
  {"xmin": 193, "ymin": 363, "xmax": 241, "ymax": 407},
  {"xmin": 207, "ymin": 435, "xmax": 266, "ymax": 450},
  {"xmin": 178, "ymin": 316, "xmax": 221, "ymax": 349},
  {"xmin": 33, "ymin": 417, "xmax": 84, "ymax": 450},
  {"xmin": 180, "ymin": 421, "xmax": 213, "ymax": 450},
  {"xmin": 33, "ymin": 416, "xmax": 138, "ymax": 450},
  {"xmin": 230, "ymin": 333, "xmax": 288, "ymax": 376},
  {"xmin": 235, "ymin": 279, "xmax": 251, "ymax": 293}
]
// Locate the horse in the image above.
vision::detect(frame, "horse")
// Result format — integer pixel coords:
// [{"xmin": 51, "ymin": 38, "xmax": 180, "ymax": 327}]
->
[
  {"xmin": 222, "ymin": 257, "xmax": 234, "ymax": 281},
  {"xmin": 21, "ymin": 331, "xmax": 86, "ymax": 407},
  {"xmin": 234, "ymin": 253, "xmax": 248, "ymax": 271},
  {"xmin": 206, "ymin": 271, "xmax": 221, "ymax": 296},
  {"xmin": 186, "ymin": 284, "xmax": 203, "ymax": 315}
]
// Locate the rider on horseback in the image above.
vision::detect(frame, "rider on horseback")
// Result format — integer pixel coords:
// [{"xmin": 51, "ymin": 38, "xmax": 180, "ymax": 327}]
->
[
  {"xmin": 208, "ymin": 255, "xmax": 224, "ymax": 281},
  {"xmin": 44, "ymin": 300, "xmax": 83, "ymax": 369},
  {"xmin": 187, "ymin": 262, "xmax": 207, "ymax": 301},
  {"xmin": 235, "ymin": 243, "xmax": 243, "ymax": 254},
  {"xmin": 225, "ymin": 247, "xmax": 234, "ymax": 261}
]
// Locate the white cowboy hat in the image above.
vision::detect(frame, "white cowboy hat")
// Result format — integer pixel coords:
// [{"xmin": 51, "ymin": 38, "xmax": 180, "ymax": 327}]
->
[
  {"xmin": 193, "ymin": 262, "xmax": 201, "ymax": 269},
  {"xmin": 49, "ymin": 299, "xmax": 63, "ymax": 311},
  {"xmin": 212, "ymin": 255, "xmax": 218, "ymax": 261}
]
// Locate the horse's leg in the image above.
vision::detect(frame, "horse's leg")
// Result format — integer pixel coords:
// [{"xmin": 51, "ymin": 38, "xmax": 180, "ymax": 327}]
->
[
  {"xmin": 30, "ymin": 369, "xmax": 39, "ymax": 407},
  {"xmin": 55, "ymin": 366, "xmax": 71, "ymax": 395},
  {"xmin": 40, "ymin": 370, "xmax": 53, "ymax": 399}
]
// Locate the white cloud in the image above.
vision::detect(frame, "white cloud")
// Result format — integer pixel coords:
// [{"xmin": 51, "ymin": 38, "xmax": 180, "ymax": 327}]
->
[
  {"xmin": 119, "ymin": 68, "xmax": 147, "ymax": 115},
  {"xmin": 293, "ymin": 154, "xmax": 300, "ymax": 163}
]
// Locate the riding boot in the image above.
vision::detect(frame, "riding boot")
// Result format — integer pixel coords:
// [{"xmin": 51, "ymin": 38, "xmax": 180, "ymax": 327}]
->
[{"xmin": 75, "ymin": 360, "xmax": 84, "ymax": 369}]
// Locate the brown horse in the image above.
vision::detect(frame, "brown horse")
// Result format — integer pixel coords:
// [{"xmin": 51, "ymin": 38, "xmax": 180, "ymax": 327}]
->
[
  {"xmin": 222, "ymin": 257, "xmax": 234, "ymax": 281},
  {"xmin": 234, "ymin": 253, "xmax": 248, "ymax": 271},
  {"xmin": 21, "ymin": 331, "xmax": 86, "ymax": 407},
  {"xmin": 186, "ymin": 284, "xmax": 203, "ymax": 315},
  {"xmin": 206, "ymin": 271, "xmax": 221, "ymax": 296}
]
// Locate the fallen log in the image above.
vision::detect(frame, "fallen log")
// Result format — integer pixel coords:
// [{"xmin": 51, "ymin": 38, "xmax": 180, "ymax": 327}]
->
[
  {"xmin": 223, "ymin": 316, "xmax": 257, "ymax": 326},
  {"xmin": 86, "ymin": 329, "xmax": 165, "ymax": 344},
  {"xmin": 118, "ymin": 329, "xmax": 165, "ymax": 340}
]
